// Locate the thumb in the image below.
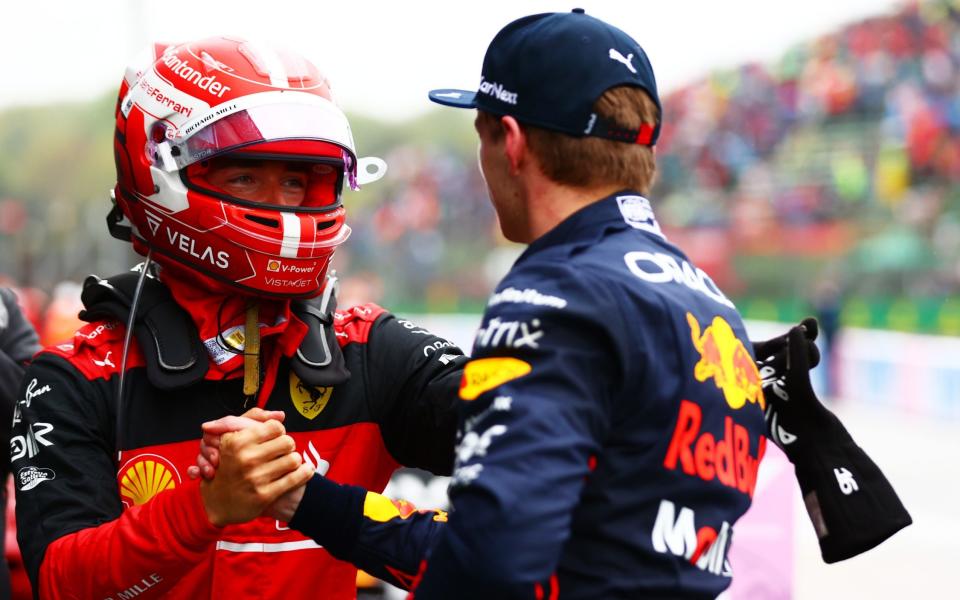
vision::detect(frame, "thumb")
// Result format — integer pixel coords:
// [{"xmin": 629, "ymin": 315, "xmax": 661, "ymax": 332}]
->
[{"xmin": 241, "ymin": 408, "xmax": 286, "ymax": 423}]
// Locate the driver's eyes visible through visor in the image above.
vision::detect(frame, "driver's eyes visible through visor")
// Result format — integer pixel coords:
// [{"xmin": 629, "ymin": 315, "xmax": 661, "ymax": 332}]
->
[{"xmin": 186, "ymin": 155, "xmax": 344, "ymax": 208}]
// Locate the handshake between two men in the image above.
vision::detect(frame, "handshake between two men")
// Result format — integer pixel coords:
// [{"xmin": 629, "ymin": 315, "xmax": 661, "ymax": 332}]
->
[
  {"xmin": 191, "ymin": 409, "xmax": 315, "ymax": 527},
  {"xmin": 190, "ymin": 318, "xmax": 912, "ymax": 572}
]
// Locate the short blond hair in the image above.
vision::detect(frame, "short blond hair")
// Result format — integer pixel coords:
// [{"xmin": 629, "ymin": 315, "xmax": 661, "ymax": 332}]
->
[{"xmin": 476, "ymin": 86, "xmax": 658, "ymax": 194}]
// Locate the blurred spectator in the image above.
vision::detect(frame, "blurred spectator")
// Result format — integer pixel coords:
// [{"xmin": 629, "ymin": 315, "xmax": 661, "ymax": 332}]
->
[
  {"xmin": 2, "ymin": 1, "xmax": 960, "ymax": 320},
  {"xmin": 337, "ymin": 1, "xmax": 960, "ymax": 310},
  {"xmin": 37, "ymin": 282, "xmax": 83, "ymax": 348},
  {"xmin": 0, "ymin": 288, "xmax": 40, "ymax": 599},
  {"xmin": 813, "ymin": 277, "xmax": 844, "ymax": 396}
]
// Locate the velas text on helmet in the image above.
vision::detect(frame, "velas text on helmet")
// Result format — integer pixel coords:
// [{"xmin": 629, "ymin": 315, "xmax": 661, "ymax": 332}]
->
[{"xmin": 165, "ymin": 226, "xmax": 230, "ymax": 269}]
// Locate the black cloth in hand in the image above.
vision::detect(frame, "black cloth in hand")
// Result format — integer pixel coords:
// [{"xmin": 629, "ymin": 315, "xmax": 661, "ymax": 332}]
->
[
  {"xmin": 753, "ymin": 318, "xmax": 912, "ymax": 563},
  {"xmin": 753, "ymin": 317, "xmax": 821, "ymax": 453}
]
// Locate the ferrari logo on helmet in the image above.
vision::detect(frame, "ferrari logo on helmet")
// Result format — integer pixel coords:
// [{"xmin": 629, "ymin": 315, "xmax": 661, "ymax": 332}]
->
[
  {"xmin": 118, "ymin": 454, "xmax": 180, "ymax": 507},
  {"xmin": 290, "ymin": 372, "xmax": 333, "ymax": 420}
]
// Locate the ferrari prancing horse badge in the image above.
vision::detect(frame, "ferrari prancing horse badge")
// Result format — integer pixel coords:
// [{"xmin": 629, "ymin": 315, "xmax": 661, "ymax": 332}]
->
[{"xmin": 290, "ymin": 372, "xmax": 333, "ymax": 420}]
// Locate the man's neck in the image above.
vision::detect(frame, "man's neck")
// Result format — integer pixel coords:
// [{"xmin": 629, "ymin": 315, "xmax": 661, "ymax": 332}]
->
[{"xmin": 524, "ymin": 179, "xmax": 624, "ymax": 243}]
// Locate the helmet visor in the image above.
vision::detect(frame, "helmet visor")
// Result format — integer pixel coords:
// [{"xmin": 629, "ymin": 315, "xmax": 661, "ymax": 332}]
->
[{"xmin": 162, "ymin": 100, "xmax": 356, "ymax": 172}]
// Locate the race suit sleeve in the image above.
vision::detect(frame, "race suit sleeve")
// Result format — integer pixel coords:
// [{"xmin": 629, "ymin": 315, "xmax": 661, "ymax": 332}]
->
[
  {"xmin": 288, "ymin": 473, "xmax": 447, "ymax": 590},
  {"xmin": 288, "ymin": 268, "xmax": 624, "ymax": 596},
  {"xmin": 410, "ymin": 265, "xmax": 624, "ymax": 599},
  {"xmin": 12, "ymin": 353, "xmax": 222, "ymax": 599},
  {"xmin": 365, "ymin": 313, "xmax": 470, "ymax": 475}
]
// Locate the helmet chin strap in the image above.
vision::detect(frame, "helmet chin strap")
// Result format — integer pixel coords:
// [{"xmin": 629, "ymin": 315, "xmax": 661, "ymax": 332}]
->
[
  {"xmin": 116, "ymin": 250, "xmax": 154, "ymax": 460},
  {"xmin": 239, "ymin": 269, "xmax": 338, "ymax": 402},
  {"xmin": 243, "ymin": 301, "xmax": 261, "ymax": 405}
]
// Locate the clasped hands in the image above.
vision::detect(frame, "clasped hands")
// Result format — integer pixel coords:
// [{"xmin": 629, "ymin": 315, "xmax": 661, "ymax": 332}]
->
[
  {"xmin": 193, "ymin": 408, "xmax": 314, "ymax": 527},
  {"xmin": 190, "ymin": 317, "xmax": 825, "ymax": 529}
]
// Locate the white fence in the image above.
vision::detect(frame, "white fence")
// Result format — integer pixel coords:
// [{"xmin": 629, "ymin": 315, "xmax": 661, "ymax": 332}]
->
[{"xmin": 836, "ymin": 327, "xmax": 960, "ymax": 419}]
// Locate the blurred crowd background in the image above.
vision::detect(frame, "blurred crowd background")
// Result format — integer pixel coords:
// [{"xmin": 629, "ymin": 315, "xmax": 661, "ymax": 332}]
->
[
  {"xmin": 1, "ymin": 1, "xmax": 957, "ymax": 598},
  {"xmin": 4, "ymin": 1, "xmax": 960, "ymax": 340}
]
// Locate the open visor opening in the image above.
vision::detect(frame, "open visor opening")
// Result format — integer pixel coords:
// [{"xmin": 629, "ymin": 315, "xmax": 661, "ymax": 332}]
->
[{"xmin": 184, "ymin": 153, "xmax": 347, "ymax": 209}]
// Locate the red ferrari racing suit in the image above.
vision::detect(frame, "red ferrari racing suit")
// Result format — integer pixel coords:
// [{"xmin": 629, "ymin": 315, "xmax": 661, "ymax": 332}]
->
[{"xmin": 12, "ymin": 273, "xmax": 467, "ymax": 599}]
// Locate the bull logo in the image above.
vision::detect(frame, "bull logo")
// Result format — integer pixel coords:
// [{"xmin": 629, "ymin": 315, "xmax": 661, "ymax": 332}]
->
[{"xmin": 686, "ymin": 313, "xmax": 764, "ymax": 411}]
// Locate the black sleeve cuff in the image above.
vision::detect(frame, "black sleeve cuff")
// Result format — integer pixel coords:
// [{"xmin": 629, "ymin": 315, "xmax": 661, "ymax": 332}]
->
[{"xmin": 288, "ymin": 474, "xmax": 367, "ymax": 558}]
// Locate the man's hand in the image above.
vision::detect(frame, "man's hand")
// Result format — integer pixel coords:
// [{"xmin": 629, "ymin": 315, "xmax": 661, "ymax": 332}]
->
[
  {"xmin": 199, "ymin": 419, "xmax": 314, "ymax": 527},
  {"xmin": 264, "ymin": 484, "xmax": 308, "ymax": 523},
  {"xmin": 187, "ymin": 408, "xmax": 286, "ymax": 480}
]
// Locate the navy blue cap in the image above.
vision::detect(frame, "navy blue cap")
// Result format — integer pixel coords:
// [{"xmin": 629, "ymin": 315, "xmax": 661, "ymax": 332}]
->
[{"xmin": 429, "ymin": 9, "xmax": 661, "ymax": 146}]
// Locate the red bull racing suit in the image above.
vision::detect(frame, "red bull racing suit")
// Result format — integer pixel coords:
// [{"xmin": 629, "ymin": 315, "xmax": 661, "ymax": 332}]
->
[
  {"xmin": 11, "ymin": 273, "xmax": 468, "ymax": 600},
  {"xmin": 286, "ymin": 191, "xmax": 768, "ymax": 599}
]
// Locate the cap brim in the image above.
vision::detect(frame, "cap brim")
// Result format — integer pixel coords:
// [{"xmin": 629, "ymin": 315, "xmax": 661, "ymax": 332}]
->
[{"xmin": 428, "ymin": 88, "xmax": 477, "ymax": 108}]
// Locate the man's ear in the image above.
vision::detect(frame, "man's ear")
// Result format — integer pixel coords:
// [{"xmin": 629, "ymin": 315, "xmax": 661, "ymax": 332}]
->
[{"xmin": 501, "ymin": 115, "xmax": 526, "ymax": 176}]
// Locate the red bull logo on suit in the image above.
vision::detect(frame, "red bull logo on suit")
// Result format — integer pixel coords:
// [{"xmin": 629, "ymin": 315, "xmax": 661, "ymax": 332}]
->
[
  {"xmin": 686, "ymin": 313, "xmax": 764, "ymax": 411},
  {"xmin": 661, "ymin": 314, "xmax": 768, "ymax": 498}
]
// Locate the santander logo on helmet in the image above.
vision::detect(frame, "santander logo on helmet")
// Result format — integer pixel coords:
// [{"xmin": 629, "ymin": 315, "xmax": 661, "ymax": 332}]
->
[{"xmin": 110, "ymin": 36, "xmax": 387, "ymax": 298}]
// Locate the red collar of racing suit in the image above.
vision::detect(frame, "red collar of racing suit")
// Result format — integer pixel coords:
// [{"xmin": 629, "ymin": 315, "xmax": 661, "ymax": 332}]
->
[{"xmin": 158, "ymin": 262, "xmax": 307, "ymax": 380}]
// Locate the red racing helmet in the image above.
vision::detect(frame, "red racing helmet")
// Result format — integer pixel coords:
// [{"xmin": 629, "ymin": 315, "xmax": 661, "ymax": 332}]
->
[{"xmin": 111, "ymin": 37, "xmax": 385, "ymax": 298}]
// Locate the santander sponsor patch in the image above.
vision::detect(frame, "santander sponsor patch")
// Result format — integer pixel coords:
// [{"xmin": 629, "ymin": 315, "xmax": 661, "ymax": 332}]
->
[{"xmin": 161, "ymin": 53, "xmax": 232, "ymax": 98}]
